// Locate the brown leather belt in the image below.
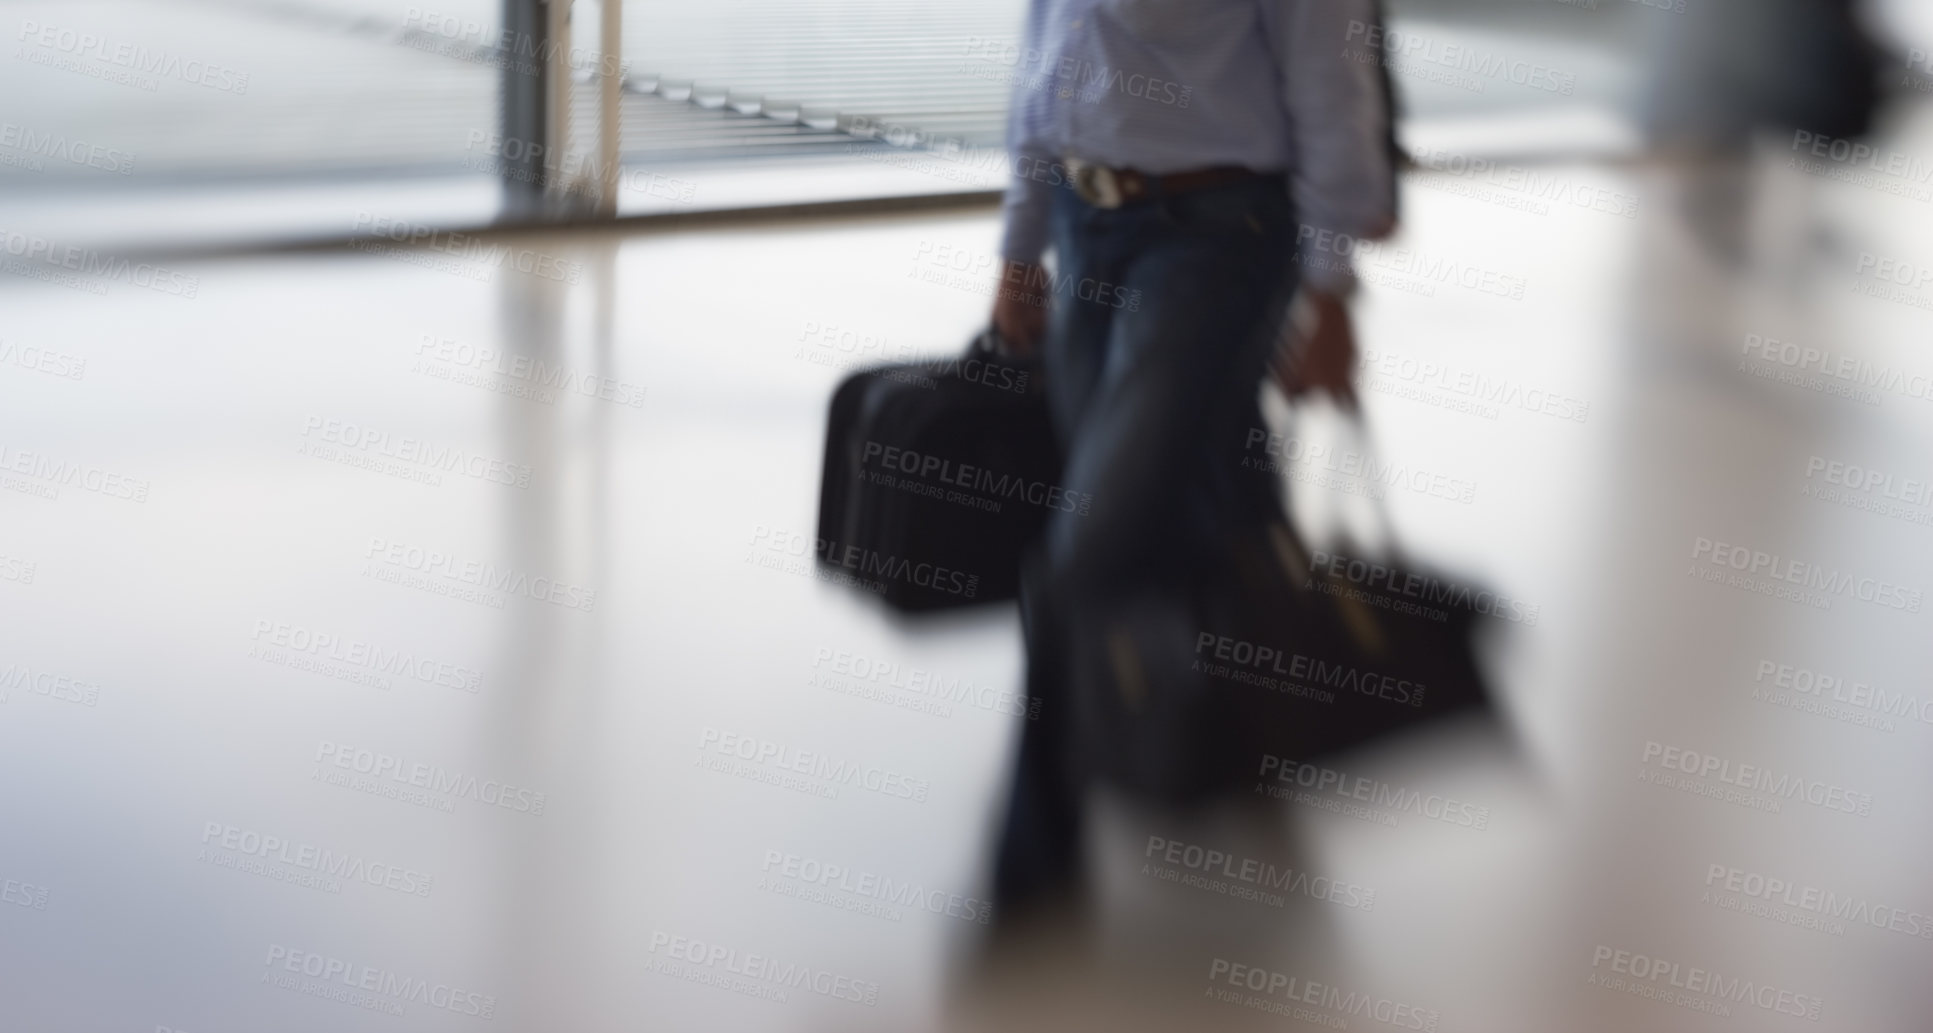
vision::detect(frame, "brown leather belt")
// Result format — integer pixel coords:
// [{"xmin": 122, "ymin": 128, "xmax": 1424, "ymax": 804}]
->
[{"xmin": 1065, "ymin": 158, "xmax": 1276, "ymax": 209}]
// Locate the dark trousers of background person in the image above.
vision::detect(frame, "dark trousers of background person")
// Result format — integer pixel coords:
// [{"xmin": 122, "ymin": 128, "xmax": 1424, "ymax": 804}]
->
[{"xmin": 992, "ymin": 175, "xmax": 1301, "ymax": 917}]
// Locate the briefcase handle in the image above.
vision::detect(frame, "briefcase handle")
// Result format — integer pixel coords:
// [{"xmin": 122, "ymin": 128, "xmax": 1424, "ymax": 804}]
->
[
  {"xmin": 1274, "ymin": 395, "xmax": 1406, "ymax": 565},
  {"xmin": 1337, "ymin": 404, "xmax": 1404, "ymax": 559}
]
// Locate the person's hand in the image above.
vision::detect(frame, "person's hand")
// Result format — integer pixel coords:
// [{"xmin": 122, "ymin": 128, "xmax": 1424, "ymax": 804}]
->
[
  {"xmin": 1273, "ymin": 288, "xmax": 1358, "ymax": 409},
  {"xmin": 991, "ymin": 260, "xmax": 1048, "ymax": 359}
]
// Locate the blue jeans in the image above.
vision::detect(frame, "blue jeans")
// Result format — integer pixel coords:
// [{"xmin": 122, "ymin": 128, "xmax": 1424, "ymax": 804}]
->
[
  {"xmin": 1042, "ymin": 175, "xmax": 1299, "ymax": 592},
  {"xmin": 993, "ymin": 175, "xmax": 1299, "ymax": 914}
]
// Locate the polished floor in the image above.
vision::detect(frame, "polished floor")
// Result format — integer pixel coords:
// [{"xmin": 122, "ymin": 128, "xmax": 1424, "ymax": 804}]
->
[{"xmin": 5, "ymin": 105, "xmax": 1933, "ymax": 1032}]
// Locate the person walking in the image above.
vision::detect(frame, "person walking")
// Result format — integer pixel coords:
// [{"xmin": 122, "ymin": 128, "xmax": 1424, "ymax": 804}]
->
[{"xmin": 986, "ymin": 0, "xmax": 1400, "ymax": 923}]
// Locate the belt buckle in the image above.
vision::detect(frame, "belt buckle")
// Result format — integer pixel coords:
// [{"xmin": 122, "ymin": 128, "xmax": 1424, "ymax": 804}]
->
[{"xmin": 1069, "ymin": 159, "xmax": 1124, "ymax": 209}]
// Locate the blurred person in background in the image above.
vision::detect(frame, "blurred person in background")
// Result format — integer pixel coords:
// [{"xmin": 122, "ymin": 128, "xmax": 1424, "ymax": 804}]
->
[
  {"xmin": 1641, "ymin": 0, "xmax": 1885, "ymax": 154},
  {"xmin": 1637, "ymin": 0, "xmax": 1889, "ymax": 266},
  {"xmin": 982, "ymin": 0, "xmax": 1400, "ymax": 931}
]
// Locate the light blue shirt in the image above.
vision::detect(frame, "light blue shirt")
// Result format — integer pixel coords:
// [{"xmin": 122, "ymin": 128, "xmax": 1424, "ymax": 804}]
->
[{"xmin": 997, "ymin": 0, "xmax": 1396, "ymax": 289}]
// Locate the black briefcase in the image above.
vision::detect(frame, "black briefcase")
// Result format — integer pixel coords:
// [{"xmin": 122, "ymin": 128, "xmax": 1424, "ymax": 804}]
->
[
  {"xmin": 815, "ymin": 330, "xmax": 1060, "ymax": 613},
  {"xmin": 1067, "ymin": 417, "xmax": 1502, "ymax": 803}
]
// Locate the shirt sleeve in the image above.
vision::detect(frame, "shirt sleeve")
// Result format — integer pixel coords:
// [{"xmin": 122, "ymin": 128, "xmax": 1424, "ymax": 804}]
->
[
  {"xmin": 999, "ymin": 1, "xmax": 1057, "ymax": 265},
  {"xmin": 1262, "ymin": 0, "xmax": 1398, "ymax": 292}
]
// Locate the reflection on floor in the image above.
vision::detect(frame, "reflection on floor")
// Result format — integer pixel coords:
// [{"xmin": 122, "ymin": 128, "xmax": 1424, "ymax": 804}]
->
[{"xmin": 3, "ymin": 104, "xmax": 1933, "ymax": 1033}]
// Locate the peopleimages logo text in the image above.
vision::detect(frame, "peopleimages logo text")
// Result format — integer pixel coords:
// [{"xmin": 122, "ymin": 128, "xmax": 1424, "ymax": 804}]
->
[
  {"xmin": 202, "ymin": 822, "xmax": 435, "ymax": 896},
  {"xmin": 302, "ymin": 416, "xmax": 532, "ymax": 488},
  {"xmin": 647, "ymin": 930, "xmax": 881, "ymax": 1005},
  {"xmin": 351, "ymin": 213, "xmax": 582, "ymax": 285},
  {"xmin": 749, "ymin": 525, "xmax": 979, "ymax": 601},
  {"xmin": 1310, "ymin": 548, "xmax": 1539, "ymax": 625},
  {"xmin": 0, "ymin": 122, "xmax": 135, "ymax": 174},
  {"xmin": 1804, "ymin": 455, "xmax": 1933, "ymax": 505},
  {"xmin": 1739, "ymin": 332, "xmax": 1933, "ymax": 402},
  {"xmin": 0, "ymin": 227, "xmax": 198, "ymax": 297},
  {"xmin": 1690, "ymin": 536, "xmax": 1923, "ymax": 612},
  {"xmin": 363, "ymin": 537, "xmax": 597, "ymax": 613},
  {"xmin": 250, "ymin": 619, "xmax": 481, "ymax": 692},
  {"xmin": 1207, "ymin": 958, "xmax": 1440, "ymax": 1030},
  {"xmin": 314, "ymin": 740, "xmax": 547, "ymax": 814},
  {"xmin": 262, "ymin": 944, "xmax": 494, "ymax": 1018},
  {"xmin": 1343, "ymin": 19, "xmax": 1577, "ymax": 95},
  {"xmin": 860, "ymin": 441, "xmax": 1090, "ymax": 514},
  {"xmin": 1144, "ymin": 835, "xmax": 1377, "ymax": 910},
  {"xmin": 1792, "ymin": 130, "xmax": 1933, "ymax": 183},
  {"xmin": 1196, "ymin": 633, "xmax": 1425, "ymax": 707},
  {"xmin": 696, "ymin": 727, "xmax": 930, "ymax": 802},
  {"xmin": 809, "ymin": 647, "xmax": 1032, "ymax": 718},
  {"xmin": 1589, "ymin": 945, "xmax": 1823, "ymax": 1020},
  {"xmin": 1705, "ymin": 863, "xmax": 1933, "ymax": 939},
  {"xmin": 1754, "ymin": 659, "xmax": 1933, "ymax": 726},
  {"xmin": 760, "ymin": 849, "xmax": 993, "ymax": 924},
  {"xmin": 1640, "ymin": 741, "xmax": 1872, "ymax": 815},
  {"xmin": 15, "ymin": 20, "xmax": 250, "ymax": 93},
  {"xmin": 1258, "ymin": 755, "xmax": 1491, "ymax": 829}
]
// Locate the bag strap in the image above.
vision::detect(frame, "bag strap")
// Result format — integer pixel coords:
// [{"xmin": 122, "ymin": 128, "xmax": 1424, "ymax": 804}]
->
[
  {"xmin": 1331, "ymin": 398, "xmax": 1406, "ymax": 563},
  {"xmin": 1278, "ymin": 389, "xmax": 1405, "ymax": 564}
]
